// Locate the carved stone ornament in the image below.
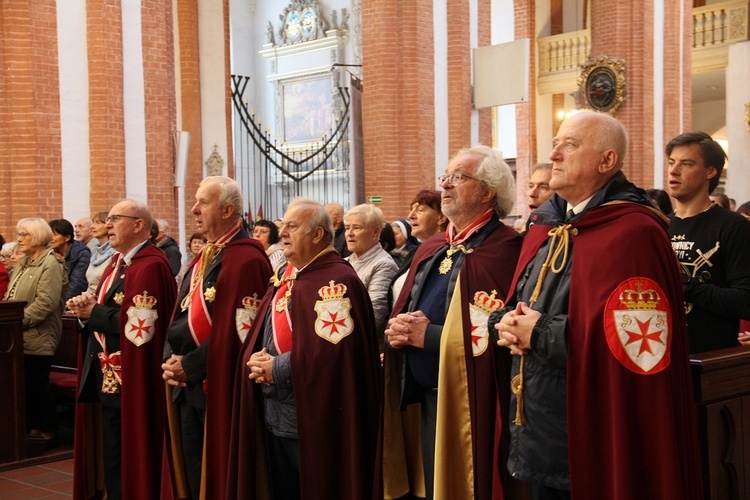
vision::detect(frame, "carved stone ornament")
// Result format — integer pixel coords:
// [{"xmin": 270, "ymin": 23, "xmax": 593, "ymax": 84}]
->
[
  {"xmin": 577, "ymin": 56, "xmax": 627, "ymax": 115},
  {"xmin": 276, "ymin": 0, "xmax": 330, "ymax": 46},
  {"xmin": 205, "ymin": 144, "xmax": 224, "ymax": 177}
]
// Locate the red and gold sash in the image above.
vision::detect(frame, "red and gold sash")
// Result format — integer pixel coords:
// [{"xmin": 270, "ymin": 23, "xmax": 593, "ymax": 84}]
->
[
  {"xmin": 182, "ymin": 224, "xmax": 241, "ymax": 346},
  {"xmin": 272, "ymin": 265, "xmax": 296, "ymax": 354},
  {"xmin": 95, "ymin": 254, "xmax": 124, "ymax": 393}
]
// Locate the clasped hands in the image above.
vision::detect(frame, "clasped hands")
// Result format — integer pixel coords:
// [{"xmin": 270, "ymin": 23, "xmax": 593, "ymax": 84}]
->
[
  {"xmin": 385, "ymin": 311, "xmax": 430, "ymax": 349},
  {"xmin": 162, "ymin": 355, "xmax": 187, "ymax": 387},
  {"xmin": 248, "ymin": 347, "xmax": 275, "ymax": 385},
  {"xmin": 66, "ymin": 292, "xmax": 97, "ymax": 319},
  {"xmin": 494, "ymin": 302, "xmax": 540, "ymax": 356}
]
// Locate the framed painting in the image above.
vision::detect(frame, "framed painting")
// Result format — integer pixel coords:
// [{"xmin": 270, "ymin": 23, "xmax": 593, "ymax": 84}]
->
[{"xmin": 282, "ymin": 76, "xmax": 332, "ymax": 143}]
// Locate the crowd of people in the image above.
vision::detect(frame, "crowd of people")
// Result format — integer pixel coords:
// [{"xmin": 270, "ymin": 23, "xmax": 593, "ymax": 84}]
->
[{"xmin": 1, "ymin": 111, "xmax": 748, "ymax": 499}]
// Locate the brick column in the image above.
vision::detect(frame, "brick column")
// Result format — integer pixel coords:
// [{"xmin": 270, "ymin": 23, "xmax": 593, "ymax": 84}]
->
[
  {"xmin": 477, "ymin": 0, "xmax": 492, "ymax": 146},
  {"xmin": 88, "ymin": 0, "xmax": 126, "ymax": 210},
  {"xmin": 361, "ymin": 0, "xmax": 436, "ymax": 220},
  {"xmin": 514, "ymin": 0, "xmax": 538, "ymax": 215},
  {"xmin": 446, "ymin": 2, "xmax": 472, "ymax": 155},
  {"xmin": 589, "ymin": 0, "xmax": 691, "ymax": 189},
  {"xmin": 142, "ymin": 0, "xmax": 177, "ymax": 223},
  {"xmin": 0, "ymin": 0, "xmax": 62, "ymax": 232},
  {"xmin": 176, "ymin": 0, "xmax": 204, "ymax": 214}
]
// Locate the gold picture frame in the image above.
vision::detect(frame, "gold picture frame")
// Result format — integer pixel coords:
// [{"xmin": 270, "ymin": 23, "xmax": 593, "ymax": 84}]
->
[{"xmin": 578, "ymin": 56, "xmax": 627, "ymax": 116}]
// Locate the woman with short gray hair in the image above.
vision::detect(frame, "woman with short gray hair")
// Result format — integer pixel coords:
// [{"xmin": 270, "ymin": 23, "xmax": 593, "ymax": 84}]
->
[
  {"xmin": 344, "ymin": 204, "xmax": 398, "ymax": 344},
  {"xmin": 4, "ymin": 217, "xmax": 67, "ymax": 444}
]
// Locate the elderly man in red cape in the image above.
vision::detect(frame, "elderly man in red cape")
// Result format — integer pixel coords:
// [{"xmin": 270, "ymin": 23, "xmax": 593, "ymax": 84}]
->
[
  {"xmin": 383, "ymin": 145, "xmax": 522, "ymax": 500},
  {"xmin": 492, "ymin": 111, "xmax": 702, "ymax": 499},
  {"xmin": 226, "ymin": 198, "xmax": 381, "ymax": 499},
  {"xmin": 68, "ymin": 200, "xmax": 176, "ymax": 500},
  {"xmin": 162, "ymin": 176, "xmax": 271, "ymax": 500}
]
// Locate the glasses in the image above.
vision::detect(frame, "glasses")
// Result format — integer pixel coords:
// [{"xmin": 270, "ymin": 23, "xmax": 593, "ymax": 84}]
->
[
  {"xmin": 105, "ymin": 214, "xmax": 141, "ymax": 223},
  {"xmin": 437, "ymin": 172, "xmax": 480, "ymax": 187},
  {"xmin": 15, "ymin": 232, "xmax": 30, "ymax": 238}
]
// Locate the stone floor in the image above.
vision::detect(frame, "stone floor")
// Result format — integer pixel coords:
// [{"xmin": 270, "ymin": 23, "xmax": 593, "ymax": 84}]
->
[{"xmin": 0, "ymin": 458, "xmax": 73, "ymax": 498}]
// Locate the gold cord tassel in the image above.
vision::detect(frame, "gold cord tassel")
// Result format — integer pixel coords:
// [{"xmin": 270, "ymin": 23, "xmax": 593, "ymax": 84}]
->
[
  {"xmin": 513, "ymin": 223, "xmax": 575, "ymax": 426},
  {"xmin": 180, "ymin": 242, "xmax": 224, "ymax": 310}
]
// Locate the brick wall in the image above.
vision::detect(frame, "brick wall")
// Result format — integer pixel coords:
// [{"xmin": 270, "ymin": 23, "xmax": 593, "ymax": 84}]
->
[{"xmin": 0, "ymin": 0, "xmax": 63, "ymax": 238}]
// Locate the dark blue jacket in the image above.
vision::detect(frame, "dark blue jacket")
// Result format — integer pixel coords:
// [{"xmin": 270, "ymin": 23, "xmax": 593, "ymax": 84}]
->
[{"xmin": 66, "ymin": 239, "xmax": 91, "ymax": 299}]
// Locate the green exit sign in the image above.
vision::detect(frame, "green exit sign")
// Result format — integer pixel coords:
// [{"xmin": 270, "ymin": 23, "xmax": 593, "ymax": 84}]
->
[{"xmin": 367, "ymin": 195, "xmax": 383, "ymax": 204}]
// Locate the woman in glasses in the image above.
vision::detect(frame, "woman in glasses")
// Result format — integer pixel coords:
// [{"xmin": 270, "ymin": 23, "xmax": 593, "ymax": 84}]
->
[{"xmin": 4, "ymin": 217, "xmax": 67, "ymax": 444}]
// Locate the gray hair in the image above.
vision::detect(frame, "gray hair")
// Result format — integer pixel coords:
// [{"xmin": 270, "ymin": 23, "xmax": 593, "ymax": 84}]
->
[
  {"xmin": 287, "ymin": 198, "xmax": 334, "ymax": 245},
  {"xmin": 156, "ymin": 218, "xmax": 169, "ymax": 230},
  {"xmin": 345, "ymin": 204, "xmax": 385, "ymax": 233},
  {"xmin": 200, "ymin": 176, "xmax": 243, "ymax": 219},
  {"xmin": 17, "ymin": 217, "xmax": 54, "ymax": 247},
  {"xmin": 1, "ymin": 242, "xmax": 18, "ymax": 256},
  {"xmin": 454, "ymin": 145, "xmax": 516, "ymax": 218}
]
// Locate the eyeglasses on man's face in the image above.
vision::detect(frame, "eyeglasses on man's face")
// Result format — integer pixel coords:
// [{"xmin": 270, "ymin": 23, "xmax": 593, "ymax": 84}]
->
[
  {"xmin": 437, "ymin": 172, "xmax": 480, "ymax": 187},
  {"xmin": 105, "ymin": 215, "xmax": 141, "ymax": 224}
]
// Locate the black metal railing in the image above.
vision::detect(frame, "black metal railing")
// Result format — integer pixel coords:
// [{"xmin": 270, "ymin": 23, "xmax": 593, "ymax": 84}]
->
[{"xmin": 231, "ymin": 75, "xmax": 351, "ymax": 222}]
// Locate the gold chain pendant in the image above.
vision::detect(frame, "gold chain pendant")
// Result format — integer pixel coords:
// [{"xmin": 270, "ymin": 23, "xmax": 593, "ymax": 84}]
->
[
  {"xmin": 438, "ymin": 247, "xmax": 456, "ymax": 275},
  {"xmin": 101, "ymin": 368, "xmax": 121, "ymax": 394},
  {"xmin": 275, "ymin": 289, "xmax": 292, "ymax": 312},
  {"xmin": 438, "ymin": 255, "xmax": 453, "ymax": 274}
]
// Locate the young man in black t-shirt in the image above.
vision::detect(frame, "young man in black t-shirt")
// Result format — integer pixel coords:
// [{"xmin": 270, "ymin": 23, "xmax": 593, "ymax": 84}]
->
[{"xmin": 666, "ymin": 131, "xmax": 750, "ymax": 353}]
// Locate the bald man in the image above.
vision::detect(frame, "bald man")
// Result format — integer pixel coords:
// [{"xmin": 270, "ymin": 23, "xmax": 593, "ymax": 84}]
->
[{"xmin": 490, "ymin": 112, "xmax": 702, "ymax": 499}]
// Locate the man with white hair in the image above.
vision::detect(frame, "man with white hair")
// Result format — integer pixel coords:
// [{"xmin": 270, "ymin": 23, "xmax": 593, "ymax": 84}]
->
[
  {"xmin": 384, "ymin": 145, "xmax": 522, "ymax": 499},
  {"xmin": 75, "ymin": 217, "xmax": 98, "ymax": 252},
  {"xmin": 162, "ymin": 176, "xmax": 271, "ymax": 499}
]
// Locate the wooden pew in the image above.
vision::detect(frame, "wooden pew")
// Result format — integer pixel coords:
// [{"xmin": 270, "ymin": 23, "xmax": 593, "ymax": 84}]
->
[
  {"xmin": 0, "ymin": 301, "xmax": 27, "ymax": 465},
  {"xmin": 691, "ymin": 346, "xmax": 750, "ymax": 499}
]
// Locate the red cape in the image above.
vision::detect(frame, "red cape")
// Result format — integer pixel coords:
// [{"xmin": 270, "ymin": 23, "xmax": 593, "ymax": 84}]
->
[
  {"xmin": 226, "ymin": 250, "xmax": 382, "ymax": 499},
  {"xmin": 74, "ymin": 244, "xmax": 177, "ymax": 499},
  {"xmin": 515, "ymin": 203, "xmax": 702, "ymax": 498},
  {"xmin": 384, "ymin": 222, "xmax": 523, "ymax": 499},
  {"xmin": 201, "ymin": 237, "xmax": 271, "ymax": 499}
]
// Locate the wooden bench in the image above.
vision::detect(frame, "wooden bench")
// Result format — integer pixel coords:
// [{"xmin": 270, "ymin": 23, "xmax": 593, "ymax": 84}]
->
[{"xmin": 49, "ymin": 315, "xmax": 80, "ymax": 401}]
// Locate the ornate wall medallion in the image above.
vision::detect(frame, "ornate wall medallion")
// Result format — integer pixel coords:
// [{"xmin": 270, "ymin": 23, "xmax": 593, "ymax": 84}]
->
[{"xmin": 578, "ymin": 56, "xmax": 627, "ymax": 115}]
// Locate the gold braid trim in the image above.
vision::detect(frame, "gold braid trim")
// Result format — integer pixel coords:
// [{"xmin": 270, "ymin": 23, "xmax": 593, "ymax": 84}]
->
[{"xmin": 513, "ymin": 223, "xmax": 577, "ymax": 426}]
